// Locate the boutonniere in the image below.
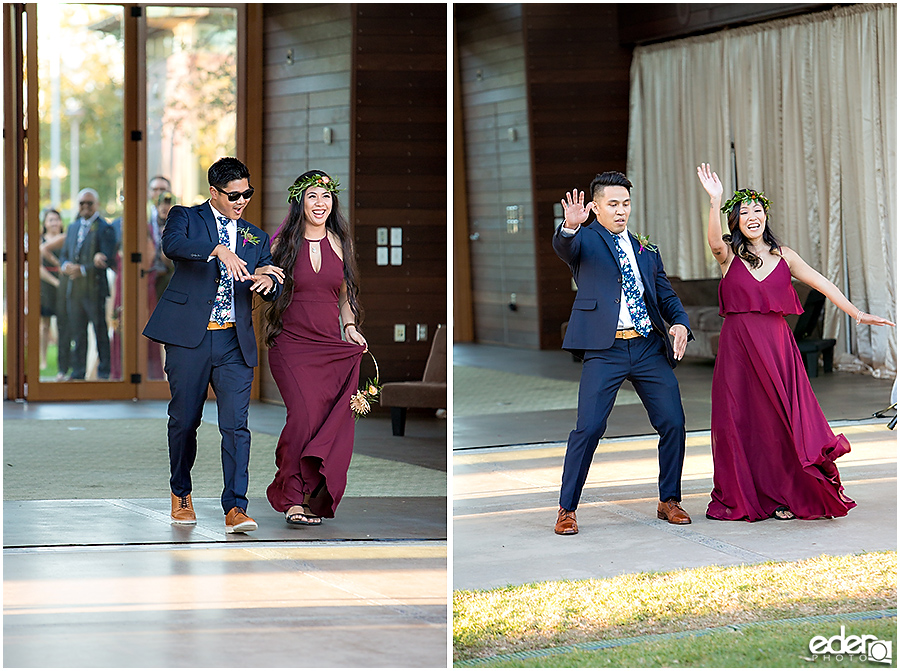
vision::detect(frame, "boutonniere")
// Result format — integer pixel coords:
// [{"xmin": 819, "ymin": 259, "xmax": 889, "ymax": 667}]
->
[
  {"xmin": 636, "ymin": 233, "xmax": 658, "ymax": 254},
  {"xmin": 237, "ymin": 226, "xmax": 260, "ymax": 246}
]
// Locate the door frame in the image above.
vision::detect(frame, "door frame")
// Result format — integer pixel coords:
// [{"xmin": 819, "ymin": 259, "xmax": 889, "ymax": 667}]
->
[{"xmin": 6, "ymin": 3, "xmax": 264, "ymax": 401}]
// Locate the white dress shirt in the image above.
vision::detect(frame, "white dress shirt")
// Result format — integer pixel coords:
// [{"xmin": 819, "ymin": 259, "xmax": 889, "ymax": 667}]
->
[
  {"xmin": 613, "ymin": 229, "xmax": 645, "ymax": 330},
  {"xmin": 559, "ymin": 223, "xmax": 645, "ymax": 329},
  {"xmin": 209, "ymin": 203, "xmax": 237, "ymax": 323}
]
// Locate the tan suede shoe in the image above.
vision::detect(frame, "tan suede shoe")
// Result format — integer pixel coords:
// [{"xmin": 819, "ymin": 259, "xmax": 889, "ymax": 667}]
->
[
  {"xmin": 225, "ymin": 507, "xmax": 257, "ymax": 533},
  {"xmin": 170, "ymin": 492, "xmax": 196, "ymax": 525}
]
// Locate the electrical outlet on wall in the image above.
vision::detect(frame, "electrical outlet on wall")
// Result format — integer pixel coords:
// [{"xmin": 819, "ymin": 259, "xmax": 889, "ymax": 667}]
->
[
  {"xmin": 416, "ymin": 324, "xmax": 428, "ymax": 341},
  {"xmin": 394, "ymin": 324, "xmax": 406, "ymax": 342}
]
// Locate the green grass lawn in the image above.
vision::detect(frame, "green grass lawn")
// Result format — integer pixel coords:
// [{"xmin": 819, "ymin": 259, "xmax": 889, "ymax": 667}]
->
[
  {"xmin": 454, "ymin": 552, "xmax": 896, "ymax": 667},
  {"xmin": 459, "ymin": 618, "xmax": 897, "ymax": 668}
]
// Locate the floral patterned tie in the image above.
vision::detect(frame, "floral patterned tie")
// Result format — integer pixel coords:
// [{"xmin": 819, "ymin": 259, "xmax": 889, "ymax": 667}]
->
[
  {"xmin": 614, "ymin": 234, "xmax": 652, "ymax": 336},
  {"xmin": 211, "ymin": 216, "xmax": 232, "ymax": 326}
]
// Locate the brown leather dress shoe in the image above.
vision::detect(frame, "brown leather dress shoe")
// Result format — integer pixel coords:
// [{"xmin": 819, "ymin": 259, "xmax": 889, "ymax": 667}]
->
[
  {"xmin": 555, "ymin": 508, "xmax": 578, "ymax": 535},
  {"xmin": 225, "ymin": 507, "xmax": 258, "ymax": 533},
  {"xmin": 657, "ymin": 499, "xmax": 691, "ymax": 524},
  {"xmin": 170, "ymin": 492, "xmax": 196, "ymax": 525}
]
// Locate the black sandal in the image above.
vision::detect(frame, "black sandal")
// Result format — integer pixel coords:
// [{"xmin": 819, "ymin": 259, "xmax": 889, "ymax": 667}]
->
[
  {"xmin": 772, "ymin": 506, "xmax": 796, "ymax": 520},
  {"xmin": 285, "ymin": 504, "xmax": 322, "ymax": 526}
]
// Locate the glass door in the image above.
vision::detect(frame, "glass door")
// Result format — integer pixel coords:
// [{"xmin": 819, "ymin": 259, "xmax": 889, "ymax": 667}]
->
[
  {"xmin": 24, "ymin": 3, "xmax": 134, "ymax": 400},
  {"xmin": 138, "ymin": 5, "xmax": 237, "ymax": 397},
  {"xmin": 17, "ymin": 4, "xmax": 239, "ymax": 401}
]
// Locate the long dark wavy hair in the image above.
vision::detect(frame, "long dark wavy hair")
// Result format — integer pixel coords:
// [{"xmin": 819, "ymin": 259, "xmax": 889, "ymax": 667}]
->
[
  {"xmin": 722, "ymin": 194, "xmax": 781, "ymax": 269},
  {"xmin": 264, "ymin": 170, "xmax": 363, "ymax": 347}
]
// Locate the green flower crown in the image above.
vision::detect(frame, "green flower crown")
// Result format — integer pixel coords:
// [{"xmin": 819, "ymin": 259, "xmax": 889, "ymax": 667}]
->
[
  {"xmin": 721, "ymin": 188, "xmax": 770, "ymax": 214},
  {"xmin": 287, "ymin": 173, "xmax": 342, "ymax": 204}
]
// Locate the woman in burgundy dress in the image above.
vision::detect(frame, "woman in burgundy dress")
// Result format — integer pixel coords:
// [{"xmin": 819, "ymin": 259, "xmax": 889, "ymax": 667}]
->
[
  {"xmin": 697, "ymin": 163, "xmax": 894, "ymax": 521},
  {"xmin": 264, "ymin": 170, "xmax": 367, "ymax": 525}
]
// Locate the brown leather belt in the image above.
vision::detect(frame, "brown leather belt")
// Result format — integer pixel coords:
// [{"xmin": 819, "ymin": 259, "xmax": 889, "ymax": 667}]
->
[
  {"xmin": 207, "ymin": 321, "xmax": 234, "ymax": 330},
  {"xmin": 615, "ymin": 328, "xmax": 642, "ymax": 340}
]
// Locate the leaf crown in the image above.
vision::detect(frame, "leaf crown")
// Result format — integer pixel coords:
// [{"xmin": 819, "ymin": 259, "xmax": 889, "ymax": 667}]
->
[
  {"xmin": 721, "ymin": 188, "xmax": 770, "ymax": 214},
  {"xmin": 287, "ymin": 173, "xmax": 342, "ymax": 204}
]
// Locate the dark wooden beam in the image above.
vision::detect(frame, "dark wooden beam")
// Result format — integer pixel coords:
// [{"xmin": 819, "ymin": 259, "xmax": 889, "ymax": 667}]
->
[{"xmin": 618, "ymin": 3, "xmax": 839, "ymax": 45}]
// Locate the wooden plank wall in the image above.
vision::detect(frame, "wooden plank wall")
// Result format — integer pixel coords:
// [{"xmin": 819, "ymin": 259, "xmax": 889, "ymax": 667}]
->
[
  {"xmin": 259, "ymin": 4, "xmax": 353, "ymax": 401},
  {"xmin": 261, "ymin": 4, "xmax": 352, "ymax": 229},
  {"xmin": 352, "ymin": 5, "xmax": 447, "ymax": 382},
  {"xmin": 456, "ymin": 4, "xmax": 538, "ymax": 348},
  {"xmin": 525, "ymin": 4, "xmax": 633, "ymax": 350}
]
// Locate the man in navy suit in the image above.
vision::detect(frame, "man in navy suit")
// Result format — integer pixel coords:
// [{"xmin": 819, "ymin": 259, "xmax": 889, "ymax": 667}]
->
[
  {"xmin": 552, "ymin": 171, "xmax": 693, "ymax": 535},
  {"xmin": 144, "ymin": 157, "xmax": 283, "ymax": 533}
]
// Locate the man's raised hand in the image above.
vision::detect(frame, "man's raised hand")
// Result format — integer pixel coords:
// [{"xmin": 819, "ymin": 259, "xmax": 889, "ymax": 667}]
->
[{"xmin": 561, "ymin": 189, "xmax": 594, "ymax": 229}]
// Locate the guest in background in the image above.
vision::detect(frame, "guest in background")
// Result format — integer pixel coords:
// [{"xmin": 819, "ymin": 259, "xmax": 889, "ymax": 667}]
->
[
  {"xmin": 58, "ymin": 188, "xmax": 117, "ymax": 380},
  {"xmin": 148, "ymin": 175, "xmax": 171, "ymax": 262},
  {"xmin": 147, "ymin": 191, "xmax": 176, "ymax": 379},
  {"xmin": 39, "ymin": 209, "xmax": 65, "ymax": 372}
]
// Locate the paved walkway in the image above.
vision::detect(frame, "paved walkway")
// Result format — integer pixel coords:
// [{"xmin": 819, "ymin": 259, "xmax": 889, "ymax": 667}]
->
[
  {"xmin": 6, "ymin": 541, "xmax": 446, "ymax": 667},
  {"xmin": 453, "ymin": 421, "xmax": 896, "ymax": 591},
  {"xmin": 3, "ymin": 401, "xmax": 448, "ymax": 668}
]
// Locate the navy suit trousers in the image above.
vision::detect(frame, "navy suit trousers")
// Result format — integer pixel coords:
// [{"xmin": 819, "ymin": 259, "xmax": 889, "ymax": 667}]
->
[
  {"xmin": 559, "ymin": 332, "xmax": 686, "ymax": 511},
  {"xmin": 165, "ymin": 328, "xmax": 254, "ymax": 513}
]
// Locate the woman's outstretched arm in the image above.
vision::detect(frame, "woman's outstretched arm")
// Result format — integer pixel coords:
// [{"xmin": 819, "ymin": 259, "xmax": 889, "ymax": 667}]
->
[{"xmin": 783, "ymin": 247, "xmax": 895, "ymax": 326}]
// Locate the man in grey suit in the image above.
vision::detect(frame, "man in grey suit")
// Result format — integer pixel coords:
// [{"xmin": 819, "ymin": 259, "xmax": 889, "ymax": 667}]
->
[{"xmin": 58, "ymin": 188, "xmax": 117, "ymax": 380}]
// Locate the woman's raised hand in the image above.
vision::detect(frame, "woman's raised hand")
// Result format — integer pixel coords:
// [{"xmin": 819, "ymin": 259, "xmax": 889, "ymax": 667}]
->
[
  {"xmin": 560, "ymin": 189, "xmax": 593, "ymax": 229},
  {"xmin": 697, "ymin": 163, "xmax": 724, "ymax": 202}
]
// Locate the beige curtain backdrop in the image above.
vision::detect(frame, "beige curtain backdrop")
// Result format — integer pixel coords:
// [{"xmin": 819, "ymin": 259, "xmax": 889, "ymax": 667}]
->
[{"xmin": 626, "ymin": 4, "xmax": 896, "ymax": 376}]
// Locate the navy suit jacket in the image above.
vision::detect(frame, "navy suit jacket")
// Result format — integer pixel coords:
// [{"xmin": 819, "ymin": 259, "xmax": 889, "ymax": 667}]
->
[
  {"xmin": 552, "ymin": 221, "xmax": 692, "ymax": 367},
  {"xmin": 142, "ymin": 202, "xmax": 281, "ymax": 368}
]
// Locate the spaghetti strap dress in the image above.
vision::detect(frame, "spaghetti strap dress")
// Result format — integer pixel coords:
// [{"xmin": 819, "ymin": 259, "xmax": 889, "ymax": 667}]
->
[
  {"xmin": 706, "ymin": 257, "xmax": 856, "ymax": 521},
  {"xmin": 266, "ymin": 237, "xmax": 365, "ymax": 518}
]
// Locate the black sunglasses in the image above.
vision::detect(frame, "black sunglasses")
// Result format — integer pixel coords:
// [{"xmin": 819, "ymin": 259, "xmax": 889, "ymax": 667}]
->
[{"xmin": 214, "ymin": 185, "xmax": 255, "ymax": 202}]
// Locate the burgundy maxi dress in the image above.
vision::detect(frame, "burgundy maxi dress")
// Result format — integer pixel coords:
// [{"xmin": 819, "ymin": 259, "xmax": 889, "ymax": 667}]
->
[
  {"xmin": 266, "ymin": 238, "xmax": 364, "ymax": 518},
  {"xmin": 706, "ymin": 256, "xmax": 856, "ymax": 521}
]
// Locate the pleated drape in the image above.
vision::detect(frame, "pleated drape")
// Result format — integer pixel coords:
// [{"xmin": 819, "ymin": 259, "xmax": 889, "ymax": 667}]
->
[{"xmin": 626, "ymin": 4, "xmax": 895, "ymax": 376}]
